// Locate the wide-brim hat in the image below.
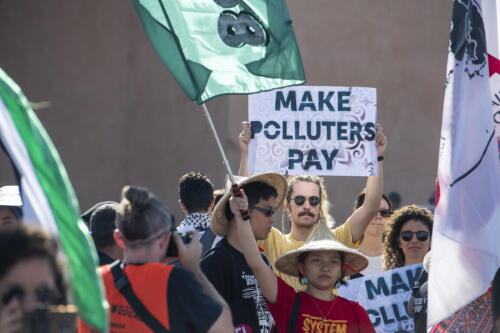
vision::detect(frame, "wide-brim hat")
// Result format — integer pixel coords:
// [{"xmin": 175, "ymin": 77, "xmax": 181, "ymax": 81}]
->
[
  {"xmin": 0, "ymin": 186, "xmax": 22, "ymax": 207},
  {"xmin": 211, "ymin": 173, "xmax": 287, "ymax": 237},
  {"xmin": 275, "ymin": 220, "xmax": 369, "ymax": 277}
]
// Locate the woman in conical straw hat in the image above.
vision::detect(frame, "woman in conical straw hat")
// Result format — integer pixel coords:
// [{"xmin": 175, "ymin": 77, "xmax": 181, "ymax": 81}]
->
[{"xmin": 229, "ymin": 190, "xmax": 375, "ymax": 333}]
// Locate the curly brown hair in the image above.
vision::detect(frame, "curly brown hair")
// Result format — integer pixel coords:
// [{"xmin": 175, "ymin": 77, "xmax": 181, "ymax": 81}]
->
[{"xmin": 382, "ymin": 205, "xmax": 433, "ymax": 270}]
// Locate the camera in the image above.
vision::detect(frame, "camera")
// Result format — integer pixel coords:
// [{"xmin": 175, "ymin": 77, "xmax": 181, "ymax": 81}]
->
[
  {"xmin": 2, "ymin": 286, "xmax": 76, "ymax": 333},
  {"xmin": 165, "ymin": 231, "xmax": 193, "ymax": 257}
]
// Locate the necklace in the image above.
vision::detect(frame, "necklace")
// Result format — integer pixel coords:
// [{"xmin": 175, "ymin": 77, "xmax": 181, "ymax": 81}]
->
[{"xmin": 309, "ymin": 294, "xmax": 336, "ymax": 321}]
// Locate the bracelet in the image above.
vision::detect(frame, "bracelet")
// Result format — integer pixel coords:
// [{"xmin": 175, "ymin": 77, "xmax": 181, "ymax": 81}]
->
[{"xmin": 377, "ymin": 156, "xmax": 384, "ymax": 162}]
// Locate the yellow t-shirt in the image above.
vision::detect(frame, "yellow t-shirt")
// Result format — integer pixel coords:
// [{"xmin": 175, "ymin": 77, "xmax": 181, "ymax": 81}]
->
[{"xmin": 257, "ymin": 220, "xmax": 358, "ymax": 291}]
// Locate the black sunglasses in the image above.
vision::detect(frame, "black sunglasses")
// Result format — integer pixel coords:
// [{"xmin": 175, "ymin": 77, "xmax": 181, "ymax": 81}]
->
[
  {"xmin": 400, "ymin": 230, "xmax": 430, "ymax": 242},
  {"xmin": 291, "ymin": 195, "xmax": 320, "ymax": 207},
  {"xmin": 378, "ymin": 209, "xmax": 392, "ymax": 217},
  {"xmin": 253, "ymin": 206, "xmax": 274, "ymax": 217}
]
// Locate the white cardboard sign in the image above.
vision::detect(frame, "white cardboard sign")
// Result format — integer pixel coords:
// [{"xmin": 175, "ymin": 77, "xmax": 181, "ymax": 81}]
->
[
  {"xmin": 339, "ymin": 264, "xmax": 423, "ymax": 333},
  {"xmin": 248, "ymin": 86, "xmax": 377, "ymax": 176}
]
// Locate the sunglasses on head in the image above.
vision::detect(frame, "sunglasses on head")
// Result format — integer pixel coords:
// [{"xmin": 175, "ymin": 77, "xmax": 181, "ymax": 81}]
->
[
  {"xmin": 378, "ymin": 209, "xmax": 392, "ymax": 217},
  {"xmin": 252, "ymin": 206, "xmax": 274, "ymax": 217},
  {"xmin": 291, "ymin": 195, "xmax": 320, "ymax": 207},
  {"xmin": 400, "ymin": 230, "xmax": 430, "ymax": 242}
]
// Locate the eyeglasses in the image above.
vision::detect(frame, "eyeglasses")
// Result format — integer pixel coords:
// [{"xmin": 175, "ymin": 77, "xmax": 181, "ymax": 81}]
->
[
  {"xmin": 378, "ymin": 209, "xmax": 392, "ymax": 218},
  {"xmin": 252, "ymin": 206, "xmax": 274, "ymax": 217},
  {"xmin": 291, "ymin": 195, "xmax": 320, "ymax": 207},
  {"xmin": 400, "ymin": 230, "xmax": 430, "ymax": 242}
]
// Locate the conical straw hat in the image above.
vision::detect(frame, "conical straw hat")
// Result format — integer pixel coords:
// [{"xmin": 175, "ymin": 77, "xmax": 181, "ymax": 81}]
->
[
  {"xmin": 211, "ymin": 173, "xmax": 287, "ymax": 237},
  {"xmin": 275, "ymin": 220, "xmax": 368, "ymax": 277}
]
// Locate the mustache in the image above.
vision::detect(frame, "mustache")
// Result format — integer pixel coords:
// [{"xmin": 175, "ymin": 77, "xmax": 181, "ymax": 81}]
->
[{"xmin": 298, "ymin": 211, "xmax": 315, "ymax": 217}]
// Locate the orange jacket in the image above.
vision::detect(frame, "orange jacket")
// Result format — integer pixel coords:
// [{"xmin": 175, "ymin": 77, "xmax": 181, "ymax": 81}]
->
[{"xmin": 78, "ymin": 263, "xmax": 174, "ymax": 333}]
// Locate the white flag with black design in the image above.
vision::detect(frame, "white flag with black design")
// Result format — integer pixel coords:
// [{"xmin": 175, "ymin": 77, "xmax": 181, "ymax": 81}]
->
[{"xmin": 428, "ymin": 0, "xmax": 500, "ymax": 326}]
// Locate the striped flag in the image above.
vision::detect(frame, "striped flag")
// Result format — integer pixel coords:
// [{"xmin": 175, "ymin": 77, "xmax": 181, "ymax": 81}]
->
[
  {"xmin": 428, "ymin": 0, "xmax": 500, "ymax": 326},
  {"xmin": 0, "ymin": 68, "xmax": 108, "ymax": 332}
]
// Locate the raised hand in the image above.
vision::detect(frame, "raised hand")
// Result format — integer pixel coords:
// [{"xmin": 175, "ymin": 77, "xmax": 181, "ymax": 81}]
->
[{"xmin": 375, "ymin": 123, "xmax": 387, "ymax": 157}]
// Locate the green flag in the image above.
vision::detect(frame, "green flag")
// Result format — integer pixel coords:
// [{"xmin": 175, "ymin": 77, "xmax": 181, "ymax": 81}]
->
[
  {"xmin": 133, "ymin": 0, "xmax": 306, "ymax": 104},
  {"xmin": 0, "ymin": 68, "xmax": 108, "ymax": 332}
]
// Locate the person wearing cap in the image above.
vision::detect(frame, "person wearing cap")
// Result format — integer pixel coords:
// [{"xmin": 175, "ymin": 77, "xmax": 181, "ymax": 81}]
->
[
  {"xmin": 229, "ymin": 190, "xmax": 375, "ymax": 333},
  {"xmin": 78, "ymin": 185, "xmax": 233, "ymax": 333},
  {"xmin": 0, "ymin": 186, "xmax": 23, "ymax": 226},
  {"xmin": 239, "ymin": 122, "xmax": 387, "ymax": 291},
  {"xmin": 89, "ymin": 203, "xmax": 123, "ymax": 266},
  {"xmin": 201, "ymin": 173, "xmax": 287, "ymax": 333},
  {"xmin": 80, "ymin": 201, "xmax": 117, "ymax": 227}
]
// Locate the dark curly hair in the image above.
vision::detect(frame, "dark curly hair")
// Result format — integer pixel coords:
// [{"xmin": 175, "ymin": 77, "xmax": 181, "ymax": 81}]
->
[
  {"xmin": 383, "ymin": 205, "xmax": 433, "ymax": 271},
  {"xmin": 178, "ymin": 172, "xmax": 214, "ymax": 213}
]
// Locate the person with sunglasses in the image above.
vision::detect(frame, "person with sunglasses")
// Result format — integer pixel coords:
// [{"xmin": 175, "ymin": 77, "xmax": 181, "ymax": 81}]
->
[
  {"xmin": 352, "ymin": 191, "xmax": 393, "ymax": 277},
  {"xmin": 0, "ymin": 226, "xmax": 66, "ymax": 333},
  {"xmin": 201, "ymin": 173, "xmax": 287, "ymax": 333},
  {"xmin": 239, "ymin": 122, "xmax": 388, "ymax": 291},
  {"xmin": 382, "ymin": 205, "xmax": 433, "ymax": 270},
  {"xmin": 228, "ymin": 190, "xmax": 375, "ymax": 333}
]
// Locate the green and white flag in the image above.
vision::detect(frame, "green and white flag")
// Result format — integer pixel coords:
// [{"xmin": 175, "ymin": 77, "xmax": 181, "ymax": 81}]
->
[
  {"xmin": 133, "ymin": 0, "xmax": 306, "ymax": 104},
  {"xmin": 0, "ymin": 68, "xmax": 107, "ymax": 332}
]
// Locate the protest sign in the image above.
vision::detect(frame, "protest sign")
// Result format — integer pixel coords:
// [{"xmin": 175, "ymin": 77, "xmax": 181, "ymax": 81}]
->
[
  {"xmin": 339, "ymin": 264, "xmax": 423, "ymax": 333},
  {"xmin": 248, "ymin": 86, "xmax": 377, "ymax": 176}
]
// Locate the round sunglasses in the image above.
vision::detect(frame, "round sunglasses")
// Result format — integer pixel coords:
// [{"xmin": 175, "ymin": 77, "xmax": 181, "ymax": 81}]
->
[
  {"xmin": 252, "ymin": 206, "xmax": 274, "ymax": 217},
  {"xmin": 399, "ymin": 230, "xmax": 430, "ymax": 242},
  {"xmin": 378, "ymin": 209, "xmax": 392, "ymax": 218},
  {"xmin": 290, "ymin": 195, "xmax": 320, "ymax": 207}
]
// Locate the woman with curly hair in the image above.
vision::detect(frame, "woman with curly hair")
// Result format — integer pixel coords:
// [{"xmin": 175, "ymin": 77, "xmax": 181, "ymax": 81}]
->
[{"xmin": 383, "ymin": 205, "xmax": 433, "ymax": 271}]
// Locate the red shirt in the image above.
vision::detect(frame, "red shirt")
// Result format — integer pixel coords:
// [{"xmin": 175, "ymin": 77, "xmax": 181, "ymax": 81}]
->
[{"xmin": 267, "ymin": 277, "xmax": 375, "ymax": 333}]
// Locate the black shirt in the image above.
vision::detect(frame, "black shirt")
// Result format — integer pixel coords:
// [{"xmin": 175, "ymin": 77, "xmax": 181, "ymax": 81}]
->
[
  {"xmin": 201, "ymin": 237, "xmax": 273, "ymax": 333},
  {"xmin": 97, "ymin": 250, "xmax": 115, "ymax": 266},
  {"xmin": 411, "ymin": 270, "xmax": 428, "ymax": 333},
  {"xmin": 168, "ymin": 266, "xmax": 223, "ymax": 332}
]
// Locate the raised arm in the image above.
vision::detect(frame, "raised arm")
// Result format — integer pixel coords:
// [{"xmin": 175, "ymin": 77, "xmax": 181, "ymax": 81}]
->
[
  {"xmin": 345, "ymin": 124, "xmax": 387, "ymax": 242},
  {"xmin": 229, "ymin": 191, "xmax": 279, "ymax": 303},
  {"xmin": 238, "ymin": 121, "xmax": 251, "ymax": 176}
]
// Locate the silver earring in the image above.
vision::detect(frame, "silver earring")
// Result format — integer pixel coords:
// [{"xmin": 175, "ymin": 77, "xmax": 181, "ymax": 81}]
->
[{"xmin": 301, "ymin": 277, "xmax": 309, "ymax": 285}]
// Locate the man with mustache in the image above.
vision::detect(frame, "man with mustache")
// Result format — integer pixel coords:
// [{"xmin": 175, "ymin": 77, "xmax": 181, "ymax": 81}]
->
[{"xmin": 238, "ymin": 122, "xmax": 387, "ymax": 290}]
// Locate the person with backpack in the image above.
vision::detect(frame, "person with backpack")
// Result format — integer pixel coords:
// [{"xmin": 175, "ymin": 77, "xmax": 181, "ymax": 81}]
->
[
  {"xmin": 177, "ymin": 172, "xmax": 219, "ymax": 253},
  {"xmin": 78, "ymin": 185, "xmax": 233, "ymax": 333}
]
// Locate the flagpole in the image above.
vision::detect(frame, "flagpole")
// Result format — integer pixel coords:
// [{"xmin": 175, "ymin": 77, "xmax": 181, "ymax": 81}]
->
[
  {"xmin": 201, "ymin": 103, "xmax": 236, "ymax": 183},
  {"xmin": 201, "ymin": 103, "xmax": 249, "ymax": 220}
]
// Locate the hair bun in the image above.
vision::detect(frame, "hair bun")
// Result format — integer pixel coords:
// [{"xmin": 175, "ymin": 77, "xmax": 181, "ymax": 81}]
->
[{"xmin": 122, "ymin": 186, "xmax": 151, "ymax": 209}]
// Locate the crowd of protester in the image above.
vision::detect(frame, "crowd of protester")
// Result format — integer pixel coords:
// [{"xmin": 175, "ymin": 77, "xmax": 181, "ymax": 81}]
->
[{"xmin": 0, "ymin": 122, "xmax": 498, "ymax": 333}]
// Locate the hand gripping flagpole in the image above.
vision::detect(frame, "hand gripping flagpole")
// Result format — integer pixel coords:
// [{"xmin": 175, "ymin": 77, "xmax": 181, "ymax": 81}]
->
[{"xmin": 201, "ymin": 103, "xmax": 249, "ymax": 221}]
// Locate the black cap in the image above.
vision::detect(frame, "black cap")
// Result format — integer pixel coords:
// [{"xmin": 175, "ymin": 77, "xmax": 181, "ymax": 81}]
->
[{"xmin": 81, "ymin": 201, "xmax": 118, "ymax": 225}]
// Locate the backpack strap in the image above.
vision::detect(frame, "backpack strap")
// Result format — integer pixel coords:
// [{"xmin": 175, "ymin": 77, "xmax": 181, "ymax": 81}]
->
[
  {"xmin": 200, "ymin": 228, "xmax": 216, "ymax": 256},
  {"xmin": 110, "ymin": 262, "xmax": 170, "ymax": 333},
  {"xmin": 287, "ymin": 292, "xmax": 302, "ymax": 333}
]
